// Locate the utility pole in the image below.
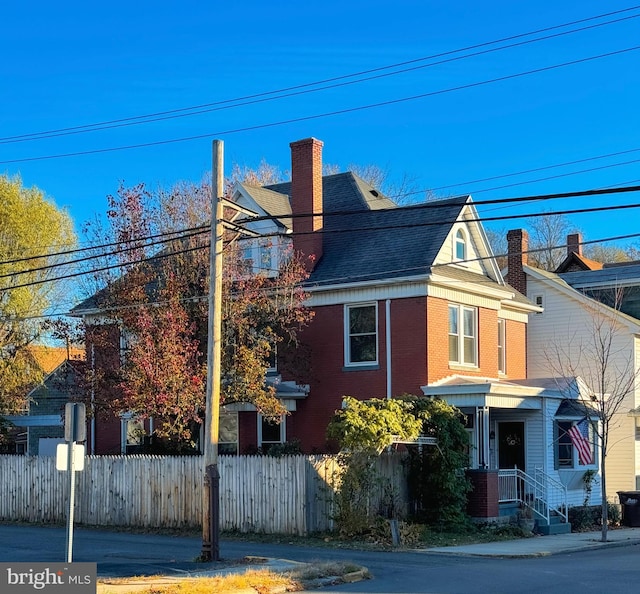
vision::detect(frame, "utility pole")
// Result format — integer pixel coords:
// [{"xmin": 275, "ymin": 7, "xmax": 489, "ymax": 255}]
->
[{"xmin": 202, "ymin": 139, "xmax": 224, "ymax": 561}]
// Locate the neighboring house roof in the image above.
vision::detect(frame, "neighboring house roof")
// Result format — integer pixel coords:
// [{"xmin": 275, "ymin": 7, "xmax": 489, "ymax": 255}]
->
[
  {"xmin": 27, "ymin": 345, "xmax": 84, "ymax": 374},
  {"xmin": 555, "ymin": 252, "xmax": 604, "ymax": 273},
  {"xmin": 558, "ymin": 262, "xmax": 640, "ymax": 290}
]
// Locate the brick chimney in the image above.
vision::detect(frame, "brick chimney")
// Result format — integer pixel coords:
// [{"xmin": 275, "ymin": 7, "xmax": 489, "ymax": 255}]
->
[
  {"xmin": 506, "ymin": 229, "xmax": 529, "ymax": 296},
  {"xmin": 567, "ymin": 233, "xmax": 582, "ymax": 257},
  {"xmin": 290, "ymin": 138, "xmax": 324, "ymax": 271}
]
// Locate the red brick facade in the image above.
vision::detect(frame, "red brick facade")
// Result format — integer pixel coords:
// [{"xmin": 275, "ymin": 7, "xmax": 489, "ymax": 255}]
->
[{"xmin": 279, "ymin": 294, "xmax": 529, "ymax": 453}]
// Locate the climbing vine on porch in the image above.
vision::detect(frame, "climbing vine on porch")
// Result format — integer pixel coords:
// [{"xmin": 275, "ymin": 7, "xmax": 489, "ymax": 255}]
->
[
  {"xmin": 326, "ymin": 395, "xmax": 470, "ymax": 535},
  {"xmin": 402, "ymin": 396, "xmax": 471, "ymax": 529}
]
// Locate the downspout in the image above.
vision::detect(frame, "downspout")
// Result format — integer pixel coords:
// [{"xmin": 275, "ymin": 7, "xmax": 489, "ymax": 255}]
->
[{"xmin": 386, "ymin": 299, "xmax": 392, "ymax": 399}]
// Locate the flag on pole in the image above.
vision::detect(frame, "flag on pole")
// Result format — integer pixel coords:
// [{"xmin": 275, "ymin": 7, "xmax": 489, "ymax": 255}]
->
[{"xmin": 568, "ymin": 419, "xmax": 593, "ymax": 465}]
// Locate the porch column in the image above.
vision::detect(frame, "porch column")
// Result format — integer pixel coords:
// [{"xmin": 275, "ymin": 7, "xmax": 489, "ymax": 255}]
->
[{"xmin": 476, "ymin": 406, "xmax": 490, "ymax": 469}]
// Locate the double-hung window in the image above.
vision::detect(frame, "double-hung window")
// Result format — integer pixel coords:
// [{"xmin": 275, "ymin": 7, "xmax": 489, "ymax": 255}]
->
[
  {"xmin": 448, "ymin": 304, "xmax": 477, "ymax": 366},
  {"xmin": 345, "ymin": 303, "xmax": 378, "ymax": 366}
]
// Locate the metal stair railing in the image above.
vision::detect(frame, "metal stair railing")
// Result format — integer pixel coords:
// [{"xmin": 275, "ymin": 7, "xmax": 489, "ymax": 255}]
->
[
  {"xmin": 498, "ymin": 468, "xmax": 567, "ymax": 524},
  {"xmin": 534, "ymin": 466, "xmax": 568, "ymax": 523}
]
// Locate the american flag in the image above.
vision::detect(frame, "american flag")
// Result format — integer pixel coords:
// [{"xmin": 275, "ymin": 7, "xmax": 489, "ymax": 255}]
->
[{"xmin": 568, "ymin": 419, "xmax": 593, "ymax": 465}]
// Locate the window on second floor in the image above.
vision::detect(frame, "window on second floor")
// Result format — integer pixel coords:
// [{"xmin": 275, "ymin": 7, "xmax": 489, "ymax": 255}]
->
[
  {"xmin": 260, "ymin": 240, "xmax": 273, "ymax": 271},
  {"xmin": 497, "ymin": 318, "xmax": 506, "ymax": 374},
  {"xmin": 449, "ymin": 304, "xmax": 477, "ymax": 366},
  {"xmin": 345, "ymin": 303, "xmax": 378, "ymax": 366}
]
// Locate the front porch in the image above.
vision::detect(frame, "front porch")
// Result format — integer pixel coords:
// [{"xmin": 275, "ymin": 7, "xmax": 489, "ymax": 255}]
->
[{"xmin": 422, "ymin": 376, "xmax": 601, "ymax": 534}]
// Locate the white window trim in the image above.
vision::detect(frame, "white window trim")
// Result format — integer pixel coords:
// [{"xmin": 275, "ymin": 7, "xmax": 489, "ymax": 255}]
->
[
  {"xmin": 258, "ymin": 414, "xmax": 286, "ymax": 447},
  {"xmin": 344, "ymin": 302, "xmax": 379, "ymax": 367},
  {"xmin": 555, "ymin": 419, "xmax": 598, "ymax": 470},
  {"xmin": 454, "ymin": 228, "xmax": 467, "ymax": 263},
  {"xmin": 219, "ymin": 410, "xmax": 239, "ymax": 454},
  {"xmin": 497, "ymin": 318, "xmax": 506, "ymax": 375},
  {"xmin": 448, "ymin": 304, "xmax": 478, "ymax": 367},
  {"xmin": 533, "ymin": 294, "xmax": 544, "ymax": 314},
  {"xmin": 120, "ymin": 412, "xmax": 145, "ymax": 454}
]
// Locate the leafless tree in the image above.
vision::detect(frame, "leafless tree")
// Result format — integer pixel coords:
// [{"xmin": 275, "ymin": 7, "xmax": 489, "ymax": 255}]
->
[
  {"xmin": 528, "ymin": 212, "xmax": 578, "ymax": 271},
  {"xmin": 543, "ymin": 287, "xmax": 639, "ymax": 542}
]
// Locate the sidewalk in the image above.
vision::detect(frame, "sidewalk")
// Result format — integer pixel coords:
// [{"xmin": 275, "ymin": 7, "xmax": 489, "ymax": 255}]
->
[{"xmin": 421, "ymin": 526, "xmax": 640, "ymax": 557}]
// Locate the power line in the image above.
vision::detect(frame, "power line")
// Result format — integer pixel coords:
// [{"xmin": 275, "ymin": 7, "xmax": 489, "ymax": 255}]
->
[
  {"xmin": 0, "ymin": 224, "xmax": 208, "ymax": 267},
  {"xmin": 3, "ymin": 7, "xmax": 637, "ymax": 145},
  {"xmin": 2, "ymin": 44, "xmax": 639, "ymax": 166},
  {"xmin": 13, "ymin": 229, "xmax": 640, "ymax": 322},
  {"xmin": 0, "ymin": 228, "xmax": 209, "ymax": 280},
  {"xmin": 428, "ymin": 147, "xmax": 640, "ymax": 193},
  {"xmin": 465, "ymin": 157, "xmax": 640, "ymax": 196},
  {"xmin": 4, "ymin": 188, "xmax": 640, "ymax": 293},
  {"xmin": 236, "ymin": 183, "xmax": 640, "ymax": 225},
  {"xmin": 3, "ymin": 183, "xmax": 640, "ymax": 272}
]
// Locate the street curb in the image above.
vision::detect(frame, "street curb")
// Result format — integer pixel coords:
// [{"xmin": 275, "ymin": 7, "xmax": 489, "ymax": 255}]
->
[
  {"xmin": 341, "ymin": 568, "xmax": 370, "ymax": 582},
  {"xmin": 416, "ymin": 537, "xmax": 640, "ymax": 559}
]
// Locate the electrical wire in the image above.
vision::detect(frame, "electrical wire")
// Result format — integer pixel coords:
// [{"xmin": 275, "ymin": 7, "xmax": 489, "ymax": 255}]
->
[
  {"xmin": 10, "ymin": 229, "xmax": 640, "ymax": 322},
  {"xmin": 3, "ymin": 183, "xmax": 640, "ymax": 271},
  {"xmin": 3, "ymin": 6, "xmax": 637, "ymax": 144},
  {"xmin": 2, "ymin": 44, "xmax": 639, "ymax": 166},
  {"xmin": 0, "ymin": 228, "xmax": 209, "ymax": 279},
  {"xmin": 4, "ymin": 188, "xmax": 640, "ymax": 293}
]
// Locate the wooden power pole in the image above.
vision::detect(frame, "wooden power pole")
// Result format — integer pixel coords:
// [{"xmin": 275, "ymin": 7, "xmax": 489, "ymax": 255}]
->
[{"xmin": 202, "ymin": 139, "xmax": 224, "ymax": 561}]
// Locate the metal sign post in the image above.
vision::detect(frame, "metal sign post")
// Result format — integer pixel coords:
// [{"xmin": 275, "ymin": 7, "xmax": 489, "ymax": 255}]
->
[{"xmin": 59, "ymin": 403, "xmax": 86, "ymax": 563}]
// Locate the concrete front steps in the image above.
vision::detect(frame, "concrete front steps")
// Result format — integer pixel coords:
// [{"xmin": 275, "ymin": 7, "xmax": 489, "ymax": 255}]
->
[{"xmin": 536, "ymin": 513, "xmax": 571, "ymax": 535}]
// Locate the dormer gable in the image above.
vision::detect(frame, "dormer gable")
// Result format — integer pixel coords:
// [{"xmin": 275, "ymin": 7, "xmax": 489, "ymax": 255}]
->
[{"xmin": 433, "ymin": 197, "xmax": 504, "ymax": 285}]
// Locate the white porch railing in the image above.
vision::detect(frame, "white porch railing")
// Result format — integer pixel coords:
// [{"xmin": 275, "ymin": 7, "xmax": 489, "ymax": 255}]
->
[{"xmin": 498, "ymin": 468, "xmax": 568, "ymax": 525}]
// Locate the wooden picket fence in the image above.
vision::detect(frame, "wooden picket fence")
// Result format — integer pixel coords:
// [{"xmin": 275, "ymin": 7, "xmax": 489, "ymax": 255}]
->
[{"xmin": 0, "ymin": 453, "xmax": 408, "ymax": 534}]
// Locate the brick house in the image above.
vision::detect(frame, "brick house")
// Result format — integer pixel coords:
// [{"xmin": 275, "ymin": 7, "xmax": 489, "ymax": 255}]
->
[
  {"xmin": 73, "ymin": 138, "xmax": 596, "ymax": 528},
  {"xmin": 223, "ymin": 138, "xmax": 537, "ymax": 454}
]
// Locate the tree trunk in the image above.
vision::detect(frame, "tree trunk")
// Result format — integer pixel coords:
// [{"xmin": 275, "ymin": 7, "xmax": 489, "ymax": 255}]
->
[{"xmin": 601, "ymin": 450, "xmax": 608, "ymax": 542}]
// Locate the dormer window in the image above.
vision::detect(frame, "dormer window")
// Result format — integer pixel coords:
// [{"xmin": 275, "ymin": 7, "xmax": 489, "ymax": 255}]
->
[{"xmin": 455, "ymin": 229, "xmax": 467, "ymax": 262}]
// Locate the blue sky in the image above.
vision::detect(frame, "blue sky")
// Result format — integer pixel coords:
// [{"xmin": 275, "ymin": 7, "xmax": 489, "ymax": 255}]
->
[{"xmin": 2, "ymin": 1, "xmax": 640, "ymax": 252}]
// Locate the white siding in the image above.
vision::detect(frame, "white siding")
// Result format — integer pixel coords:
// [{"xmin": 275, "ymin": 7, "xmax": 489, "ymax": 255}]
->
[
  {"xmin": 526, "ymin": 275, "xmax": 637, "ymax": 498},
  {"xmin": 434, "ymin": 222, "xmax": 486, "ymax": 275}
]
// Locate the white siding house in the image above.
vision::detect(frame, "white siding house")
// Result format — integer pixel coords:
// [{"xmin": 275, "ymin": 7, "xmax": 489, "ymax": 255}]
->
[{"xmin": 506, "ymin": 230, "xmax": 640, "ymax": 500}]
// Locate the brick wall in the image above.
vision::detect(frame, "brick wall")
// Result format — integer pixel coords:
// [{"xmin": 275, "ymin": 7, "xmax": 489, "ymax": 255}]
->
[
  {"xmin": 505, "ymin": 319, "xmax": 527, "ymax": 378},
  {"xmin": 426, "ymin": 296, "xmax": 524, "ymax": 382},
  {"xmin": 466, "ymin": 469, "xmax": 499, "ymax": 518},
  {"xmin": 283, "ymin": 297, "xmax": 429, "ymax": 452}
]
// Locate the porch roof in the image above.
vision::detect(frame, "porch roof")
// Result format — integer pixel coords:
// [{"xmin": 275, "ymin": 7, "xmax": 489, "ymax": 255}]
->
[{"xmin": 420, "ymin": 375, "xmax": 570, "ymax": 409}]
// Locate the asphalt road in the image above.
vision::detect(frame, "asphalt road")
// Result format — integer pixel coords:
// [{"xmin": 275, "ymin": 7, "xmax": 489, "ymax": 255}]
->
[{"xmin": 1, "ymin": 524, "xmax": 638, "ymax": 593}]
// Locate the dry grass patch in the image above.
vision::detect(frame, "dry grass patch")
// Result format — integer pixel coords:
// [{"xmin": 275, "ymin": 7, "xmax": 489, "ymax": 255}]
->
[{"xmin": 98, "ymin": 561, "xmax": 369, "ymax": 594}]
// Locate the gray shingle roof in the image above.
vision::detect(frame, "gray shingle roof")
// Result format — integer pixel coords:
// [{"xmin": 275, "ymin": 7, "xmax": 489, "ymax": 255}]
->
[
  {"xmin": 72, "ymin": 171, "xmax": 483, "ymax": 311},
  {"xmin": 559, "ymin": 263, "xmax": 640, "ymax": 289},
  {"xmin": 262, "ymin": 172, "xmax": 469, "ymax": 286},
  {"xmin": 238, "ymin": 183, "xmax": 292, "ymax": 229}
]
